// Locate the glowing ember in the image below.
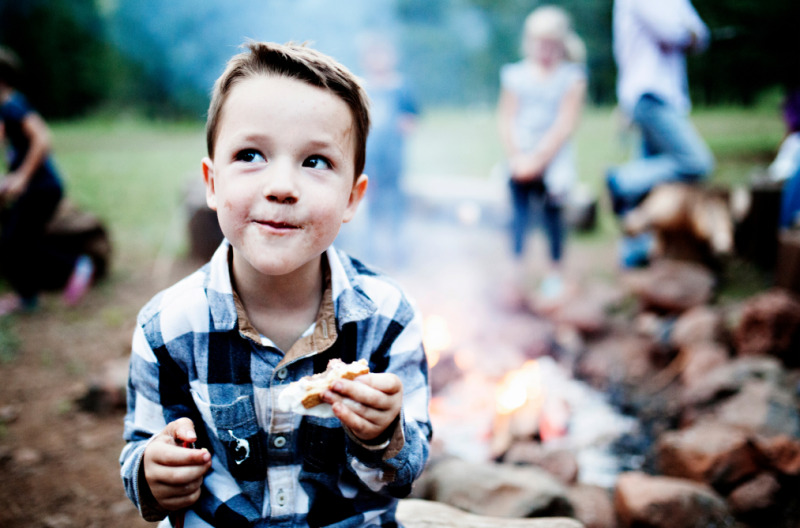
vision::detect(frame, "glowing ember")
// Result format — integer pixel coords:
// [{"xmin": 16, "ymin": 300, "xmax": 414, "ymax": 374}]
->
[
  {"xmin": 495, "ymin": 360, "xmax": 544, "ymax": 415},
  {"xmin": 423, "ymin": 315, "xmax": 452, "ymax": 368}
]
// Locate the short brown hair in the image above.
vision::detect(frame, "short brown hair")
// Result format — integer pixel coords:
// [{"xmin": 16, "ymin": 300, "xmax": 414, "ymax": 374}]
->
[{"xmin": 206, "ymin": 41, "xmax": 371, "ymax": 177}]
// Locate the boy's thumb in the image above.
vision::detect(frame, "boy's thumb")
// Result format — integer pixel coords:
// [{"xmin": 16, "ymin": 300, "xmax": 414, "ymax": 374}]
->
[{"xmin": 165, "ymin": 417, "xmax": 197, "ymax": 444}]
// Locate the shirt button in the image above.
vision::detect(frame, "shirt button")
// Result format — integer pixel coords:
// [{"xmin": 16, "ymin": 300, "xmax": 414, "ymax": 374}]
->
[
  {"xmin": 276, "ymin": 489, "xmax": 287, "ymax": 507},
  {"xmin": 273, "ymin": 435, "xmax": 286, "ymax": 448},
  {"xmin": 276, "ymin": 368, "xmax": 288, "ymax": 380}
]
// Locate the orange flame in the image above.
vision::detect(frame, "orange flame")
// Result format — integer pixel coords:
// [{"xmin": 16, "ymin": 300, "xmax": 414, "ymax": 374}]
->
[{"xmin": 495, "ymin": 360, "xmax": 544, "ymax": 415}]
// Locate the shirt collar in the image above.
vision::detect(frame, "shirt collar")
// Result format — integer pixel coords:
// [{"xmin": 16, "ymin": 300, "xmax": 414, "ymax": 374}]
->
[
  {"xmin": 205, "ymin": 242, "xmax": 377, "ymax": 355},
  {"xmin": 328, "ymin": 246, "xmax": 378, "ymax": 326}
]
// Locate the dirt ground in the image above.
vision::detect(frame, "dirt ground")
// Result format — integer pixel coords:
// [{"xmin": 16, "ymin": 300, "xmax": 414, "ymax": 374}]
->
[
  {"xmin": 0, "ymin": 208, "xmax": 621, "ymax": 527},
  {"xmin": 0, "ymin": 253, "xmax": 203, "ymax": 528}
]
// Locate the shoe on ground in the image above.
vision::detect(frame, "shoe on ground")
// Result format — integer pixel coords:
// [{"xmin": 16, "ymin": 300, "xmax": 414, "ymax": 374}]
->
[
  {"xmin": 63, "ymin": 255, "xmax": 95, "ymax": 306},
  {"xmin": 0, "ymin": 293, "xmax": 38, "ymax": 317}
]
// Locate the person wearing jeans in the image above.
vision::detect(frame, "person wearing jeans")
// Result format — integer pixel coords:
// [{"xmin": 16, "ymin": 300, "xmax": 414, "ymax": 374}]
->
[{"xmin": 608, "ymin": 0, "xmax": 714, "ymax": 267}]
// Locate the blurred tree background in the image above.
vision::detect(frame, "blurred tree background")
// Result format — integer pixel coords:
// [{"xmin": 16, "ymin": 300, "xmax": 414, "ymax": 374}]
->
[{"xmin": 0, "ymin": 0, "xmax": 798, "ymax": 120}]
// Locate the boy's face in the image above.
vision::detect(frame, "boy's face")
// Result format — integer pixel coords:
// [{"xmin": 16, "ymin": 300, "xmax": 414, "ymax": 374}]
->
[{"xmin": 203, "ymin": 74, "xmax": 367, "ymax": 281}]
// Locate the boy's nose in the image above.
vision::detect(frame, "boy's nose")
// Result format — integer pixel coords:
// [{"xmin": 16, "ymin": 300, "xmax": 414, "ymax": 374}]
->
[{"xmin": 263, "ymin": 162, "xmax": 299, "ymax": 204}]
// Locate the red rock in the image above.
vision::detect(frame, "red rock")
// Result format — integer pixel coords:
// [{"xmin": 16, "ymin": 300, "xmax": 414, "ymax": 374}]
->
[
  {"xmin": 420, "ymin": 458, "xmax": 573, "ymax": 519},
  {"xmin": 576, "ymin": 335, "xmax": 656, "ymax": 391},
  {"xmin": 657, "ymin": 422, "xmax": 759, "ymax": 492},
  {"xmin": 670, "ymin": 305, "xmax": 725, "ymax": 348},
  {"xmin": 714, "ymin": 381, "xmax": 800, "ymax": 438},
  {"xmin": 734, "ymin": 289, "xmax": 800, "ymax": 367},
  {"xmin": 622, "ymin": 260, "xmax": 715, "ymax": 313},
  {"xmin": 679, "ymin": 356, "xmax": 784, "ymax": 417},
  {"xmin": 726, "ymin": 472, "xmax": 781, "ymax": 516},
  {"xmin": 551, "ymin": 299, "xmax": 607, "ymax": 335},
  {"xmin": 566, "ymin": 484, "xmax": 617, "ymax": 528},
  {"xmin": 752, "ymin": 434, "xmax": 800, "ymax": 476},
  {"xmin": 614, "ymin": 472, "xmax": 733, "ymax": 528},
  {"xmin": 503, "ymin": 442, "xmax": 579, "ymax": 485},
  {"xmin": 679, "ymin": 342, "xmax": 730, "ymax": 387}
]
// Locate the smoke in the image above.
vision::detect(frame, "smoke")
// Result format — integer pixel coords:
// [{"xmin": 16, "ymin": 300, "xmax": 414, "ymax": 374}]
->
[
  {"xmin": 106, "ymin": 0, "xmax": 496, "ymax": 110},
  {"xmin": 108, "ymin": 0, "xmax": 402, "ymax": 109}
]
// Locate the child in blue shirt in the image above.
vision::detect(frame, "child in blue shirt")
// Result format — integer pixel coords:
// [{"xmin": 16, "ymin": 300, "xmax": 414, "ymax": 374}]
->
[{"xmin": 120, "ymin": 42, "xmax": 432, "ymax": 527}]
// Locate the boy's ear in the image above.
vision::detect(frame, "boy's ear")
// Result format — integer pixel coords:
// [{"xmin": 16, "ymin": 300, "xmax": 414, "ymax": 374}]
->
[
  {"xmin": 342, "ymin": 173, "xmax": 368, "ymax": 224},
  {"xmin": 202, "ymin": 157, "xmax": 218, "ymax": 211}
]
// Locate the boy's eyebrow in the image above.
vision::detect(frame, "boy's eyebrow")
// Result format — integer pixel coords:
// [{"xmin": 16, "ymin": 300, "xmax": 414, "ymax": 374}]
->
[{"xmin": 305, "ymin": 138, "xmax": 346, "ymax": 153}]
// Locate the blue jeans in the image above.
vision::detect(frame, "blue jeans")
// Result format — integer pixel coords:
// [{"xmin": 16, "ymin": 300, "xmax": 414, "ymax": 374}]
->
[
  {"xmin": 509, "ymin": 178, "xmax": 564, "ymax": 263},
  {"xmin": 614, "ymin": 94, "xmax": 714, "ymax": 202},
  {"xmin": 781, "ymin": 166, "xmax": 800, "ymax": 228}
]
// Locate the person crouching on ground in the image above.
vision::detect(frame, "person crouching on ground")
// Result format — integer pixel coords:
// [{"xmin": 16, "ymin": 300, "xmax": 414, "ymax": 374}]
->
[
  {"xmin": 119, "ymin": 41, "xmax": 432, "ymax": 527},
  {"xmin": 0, "ymin": 47, "xmax": 94, "ymax": 316}
]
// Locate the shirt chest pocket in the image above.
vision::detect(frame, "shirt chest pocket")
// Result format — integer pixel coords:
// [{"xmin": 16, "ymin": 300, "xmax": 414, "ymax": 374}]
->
[
  {"xmin": 195, "ymin": 392, "xmax": 267, "ymax": 482},
  {"xmin": 299, "ymin": 416, "xmax": 345, "ymax": 473}
]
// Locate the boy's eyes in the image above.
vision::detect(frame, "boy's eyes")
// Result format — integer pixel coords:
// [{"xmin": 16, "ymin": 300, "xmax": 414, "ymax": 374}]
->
[
  {"xmin": 234, "ymin": 149, "xmax": 265, "ymax": 163},
  {"xmin": 303, "ymin": 155, "xmax": 332, "ymax": 170},
  {"xmin": 233, "ymin": 150, "xmax": 331, "ymax": 170}
]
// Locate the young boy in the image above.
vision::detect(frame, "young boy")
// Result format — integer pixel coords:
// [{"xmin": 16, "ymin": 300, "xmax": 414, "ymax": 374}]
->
[{"xmin": 120, "ymin": 42, "xmax": 432, "ymax": 527}]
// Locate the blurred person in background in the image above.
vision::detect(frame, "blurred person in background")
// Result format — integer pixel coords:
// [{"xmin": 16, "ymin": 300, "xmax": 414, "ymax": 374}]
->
[
  {"xmin": 497, "ymin": 5, "xmax": 587, "ymax": 305},
  {"xmin": 0, "ymin": 47, "xmax": 93, "ymax": 316},
  {"xmin": 769, "ymin": 88, "xmax": 800, "ymax": 229},
  {"xmin": 607, "ymin": 0, "xmax": 715, "ymax": 267},
  {"xmin": 343, "ymin": 34, "xmax": 419, "ymax": 271}
]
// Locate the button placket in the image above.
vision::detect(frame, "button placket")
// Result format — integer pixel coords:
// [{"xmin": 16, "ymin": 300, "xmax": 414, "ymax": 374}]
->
[{"xmin": 276, "ymin": 488, "xmax": 287, "ymax": 507}]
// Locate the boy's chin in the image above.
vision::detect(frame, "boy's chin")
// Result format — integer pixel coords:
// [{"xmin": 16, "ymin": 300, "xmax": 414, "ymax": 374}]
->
[{"xmin": 237, "ymin": 251, "xmax": 325, "ymax": 280}]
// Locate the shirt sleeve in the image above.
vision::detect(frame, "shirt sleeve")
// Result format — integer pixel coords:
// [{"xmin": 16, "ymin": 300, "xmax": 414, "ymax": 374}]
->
[
  {"xmin": 119, "ymin": 321, "xmax": 172, "ymax": 522},
  {"xmin": 499, "ymin": 63, "xmax": 519, "ymax": 93},
  {"xmin": 631, "ymin": 0, "xmax": 709, "ymax": 51},
  {"xmin": 343, "ymin": 298, "xmax": 432, "ymax": 498},
  {"xmin": 0, "ymin": 94, "xmax": 30, "ymax": 123}
]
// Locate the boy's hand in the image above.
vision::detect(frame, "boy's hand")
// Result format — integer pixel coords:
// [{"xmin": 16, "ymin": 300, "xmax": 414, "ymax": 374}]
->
[
  {"xmin": 323, "ymin": 373, "xmax": 402, "ymax": 443},
  {"xmin": 143, "ymin": 418, "xmax": 212, "ymax": 511}
]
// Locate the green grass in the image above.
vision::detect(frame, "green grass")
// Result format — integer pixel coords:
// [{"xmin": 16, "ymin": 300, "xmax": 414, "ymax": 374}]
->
[
  {"xmin": 44, "ymin": 104, "xmax": 784, "ymax": 272},
  {"xmin": 408, "ymin": 103, "xmax": 784, "ymax": 189},
  {"xmin": 409, "ymin": 103, "xmax": 784, "ymax": 242},
  {"xmin": 51, "ymin": 115, "xmax": 206, "ymax": 263}
]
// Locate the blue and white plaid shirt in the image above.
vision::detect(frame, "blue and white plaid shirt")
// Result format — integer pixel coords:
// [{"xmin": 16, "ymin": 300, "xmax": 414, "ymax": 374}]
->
[{"xmin": 120, "ymin": 242, "xmax": 432, "ymax": 527}]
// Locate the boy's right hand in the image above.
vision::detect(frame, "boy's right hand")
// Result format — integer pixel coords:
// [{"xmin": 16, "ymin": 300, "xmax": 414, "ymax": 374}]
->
[{"xmin": 143, "ymin": 417, "xmax": 212, "ymax": 511}]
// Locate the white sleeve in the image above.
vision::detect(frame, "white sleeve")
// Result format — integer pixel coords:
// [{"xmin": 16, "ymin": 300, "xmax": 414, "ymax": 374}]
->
[{"xmin": 630, "ymin": 0, "xmax": 708, "ymax": 50}]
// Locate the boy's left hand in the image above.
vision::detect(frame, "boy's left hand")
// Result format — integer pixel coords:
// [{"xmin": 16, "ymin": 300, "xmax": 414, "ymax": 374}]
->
[{"xmin": 323, "ymin": 373, "xmax": 402, "ymax": 443}]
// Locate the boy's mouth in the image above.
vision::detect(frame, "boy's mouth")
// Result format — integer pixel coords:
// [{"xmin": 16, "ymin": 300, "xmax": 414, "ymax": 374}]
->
[{"xmin": 258, "ymin": 220, "xmax": 299, "ymax": 230}]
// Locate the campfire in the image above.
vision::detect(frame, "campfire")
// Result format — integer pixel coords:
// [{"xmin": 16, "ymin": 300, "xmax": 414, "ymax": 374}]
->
[
  {"xmin": 414, "ymin": 264, "xmax": 800, "ymax": 528},
  {"xmin": 423, "ymin": 314, "xmax": 634, "ymax": 484}
]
